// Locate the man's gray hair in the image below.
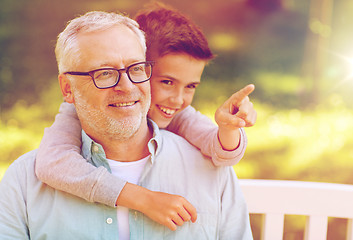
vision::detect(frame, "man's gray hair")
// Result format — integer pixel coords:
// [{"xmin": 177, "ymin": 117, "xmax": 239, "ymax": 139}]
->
[{"xmin": 55, "ymin": 11, "xmax": 146, "ymax": 73}]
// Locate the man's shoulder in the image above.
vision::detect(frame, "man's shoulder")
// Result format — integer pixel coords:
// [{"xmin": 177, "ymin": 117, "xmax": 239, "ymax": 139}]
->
[
  {"xmin": 14, "ymin": 149, "xmax": 38, "ymax": 165},
  {"xmin": 4, "ymin": 149, "xmax": 37, "ymax": 177},
  {"xmin": 159, "ymin": 129, "xmax": 200, "ymax": 151},
  {"xmin": 0, "ymin": 149, "xmax": 38, "ymax": 198},
  {"xmin": 158, "ymin": 129, "xmax": 216, "ymax": 166},
  {"xmin": 159, "ymin": 128, "xmax": 185, "ymax": 139}
]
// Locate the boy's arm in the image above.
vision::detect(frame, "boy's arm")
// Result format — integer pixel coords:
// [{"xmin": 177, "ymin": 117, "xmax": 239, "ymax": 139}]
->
[
  {"xmin": 166, "ymin": 106, "xmax": 244, "ymax": 166},
  {"xmin": 166, "ymin": 84, "xmax": 256, "ymax": 166},
  {"xmin": 36, "ymin": 102, "xmax": 196, "ymax": 230},
  {"xmin": 35, "ymin": 102, "xmax": 125, "ymax": 207}
]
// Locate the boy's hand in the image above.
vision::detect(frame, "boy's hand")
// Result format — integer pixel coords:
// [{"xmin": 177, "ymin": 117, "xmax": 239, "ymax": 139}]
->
[
  {"xmin": 142, "ymin": 191, "xmax": 197, "ymax": 231},
  {"xmin": 117, "ymin": 183, "xmax": 197, "ymax": 231},
  {"xmin": 215, "ymin": 84, "xmax": 256, "ymax": 130},
  {"xmin": 215, "ymin": 84, "xmax": 257, "ymax": 150}
]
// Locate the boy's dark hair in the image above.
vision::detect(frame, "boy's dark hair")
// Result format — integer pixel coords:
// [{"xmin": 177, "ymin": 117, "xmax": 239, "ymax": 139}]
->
[{"xmin": 135, "ymin": 2, "xmax": 215, "ymax": 61}]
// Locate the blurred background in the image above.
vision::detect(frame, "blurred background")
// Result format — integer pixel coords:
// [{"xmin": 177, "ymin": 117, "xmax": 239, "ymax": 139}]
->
[{"xmin": 1, "ymin": 0, "xmax": 353, "ymax": 238}]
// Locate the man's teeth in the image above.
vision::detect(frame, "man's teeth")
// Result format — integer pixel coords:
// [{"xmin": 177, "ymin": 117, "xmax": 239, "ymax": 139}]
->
[
  {"xmin": 110, "ymin": 102, "xmax": 135, "ymax": 107},
  {"xmin": 160, "ymin": 106, "xmax": 176, "ymax": 115}
]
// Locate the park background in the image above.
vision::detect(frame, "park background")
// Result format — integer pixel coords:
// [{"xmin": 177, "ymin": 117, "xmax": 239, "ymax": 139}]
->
[{"xmin": 0, "ymin": 0, "xmax": 353, "ymax": 239}]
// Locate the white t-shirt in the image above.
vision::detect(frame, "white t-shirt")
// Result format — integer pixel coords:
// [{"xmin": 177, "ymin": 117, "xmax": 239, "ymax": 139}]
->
[{"xmin": 107, "ymin": 156, "xmax": 150, "ymax": 240}]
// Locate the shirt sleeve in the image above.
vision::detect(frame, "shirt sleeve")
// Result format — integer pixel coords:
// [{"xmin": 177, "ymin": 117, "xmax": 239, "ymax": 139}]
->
[
  {"xmin": 166, "ymin": 105, "xmax": 247, "ymax": 166},
  {"xmin": 0, "ymin": 160, "xmax": 30, "ymax": 239},
  {"xmin": 35, "ymin": 102, "xmax": 126, "ymax": 207}
]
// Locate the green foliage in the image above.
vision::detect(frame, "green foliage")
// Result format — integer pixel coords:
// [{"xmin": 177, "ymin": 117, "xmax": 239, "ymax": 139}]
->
[
  {"xmin": 235, "ymin": 98, "xmax": 353, "ymax": 185},
  {"xmin": 1, "ymin": 80, "xmax": 62, "ymax": 166},
  {"xmin": 251, "ymin": 72, "xmax": 310, "ymax": 108}
]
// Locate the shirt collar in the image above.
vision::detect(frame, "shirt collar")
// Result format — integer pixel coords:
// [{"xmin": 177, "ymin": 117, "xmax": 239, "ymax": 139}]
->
[
  {"xmin": 81, "ymin": 118, "xmax": 162, "ymax": 165},
  {"xmin": 147, "ymin": 119, "xmax": 162, "ymax": 162}
]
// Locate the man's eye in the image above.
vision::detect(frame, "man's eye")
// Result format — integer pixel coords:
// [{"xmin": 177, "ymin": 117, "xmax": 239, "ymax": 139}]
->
[
  {"xmin": 94, "ymin": 70, "xmax": 115, "ymax": 80},
  {"xmin": 131, "ymin": 66, "xmax": 144, "ymax": 73},
  {"xmin": 100, "ymin": 71, "xmax": 111, "ymax": 77}
]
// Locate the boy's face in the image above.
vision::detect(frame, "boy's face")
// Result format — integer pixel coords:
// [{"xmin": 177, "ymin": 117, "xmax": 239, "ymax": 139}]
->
[{"xmin": 148, "ymin": 53, "xmax": 206, "ymax": 128}]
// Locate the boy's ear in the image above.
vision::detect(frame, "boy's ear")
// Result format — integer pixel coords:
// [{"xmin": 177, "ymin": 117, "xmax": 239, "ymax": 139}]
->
[{"xmin": 59, "ymin": 74, "xmax": 74, "ymax": 103}]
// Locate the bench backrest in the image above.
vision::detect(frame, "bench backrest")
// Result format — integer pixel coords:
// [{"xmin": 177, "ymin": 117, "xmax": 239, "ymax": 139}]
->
[{"xmin": 239, "ymin": 179, "xmax": 353, "ymax": 240}]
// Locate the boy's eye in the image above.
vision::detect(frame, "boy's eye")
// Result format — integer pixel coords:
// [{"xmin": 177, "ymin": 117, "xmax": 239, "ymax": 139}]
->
[
  {"xmin": 161, "ymin": 80, "xmax": 173, "ymax": 85},
  {"xmin": 187, "ymin": 84, "xmax": 199, "ymax": 89}
]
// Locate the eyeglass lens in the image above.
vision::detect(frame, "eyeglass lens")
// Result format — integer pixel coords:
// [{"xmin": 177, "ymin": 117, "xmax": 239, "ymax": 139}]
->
[{"xmin": 93, "ymin": 62, "xmax": 152, "ymax": 88}]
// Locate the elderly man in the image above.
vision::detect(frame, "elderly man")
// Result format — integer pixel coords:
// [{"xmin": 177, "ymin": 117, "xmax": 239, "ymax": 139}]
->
[{"xmin": 0, "ymin": 11, "xmax": 253, "ymax": 239}]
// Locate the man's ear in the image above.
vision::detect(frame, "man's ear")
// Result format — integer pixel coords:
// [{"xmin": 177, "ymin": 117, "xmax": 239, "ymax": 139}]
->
[{"xmin": 59, "ymin": 74, "xmax": 74, "ymax": 103}]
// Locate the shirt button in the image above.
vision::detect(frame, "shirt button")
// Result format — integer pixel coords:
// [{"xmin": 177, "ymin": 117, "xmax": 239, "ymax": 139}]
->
[
  {"xmin": 92, "ymin": 145, "xmax": 99, "ymax": 153},
  {"xmin": 106, "ymin": 218, "xmax": 113, "ymax": 224}
]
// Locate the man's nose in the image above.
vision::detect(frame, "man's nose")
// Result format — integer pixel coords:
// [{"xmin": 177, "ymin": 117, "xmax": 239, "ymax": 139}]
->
[{"xmin": 113, "ymin": 72, "xmax": 134, "ymax": 91}]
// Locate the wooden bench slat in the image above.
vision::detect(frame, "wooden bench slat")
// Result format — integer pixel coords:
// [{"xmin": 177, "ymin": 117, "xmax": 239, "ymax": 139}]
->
[
  {"xmin": 304, "ymin": 216, "xmax": 327, "ymax": 240},
  {"xmin": 262, "ymin": 213, "xmax": 284, "ymax": 240}
]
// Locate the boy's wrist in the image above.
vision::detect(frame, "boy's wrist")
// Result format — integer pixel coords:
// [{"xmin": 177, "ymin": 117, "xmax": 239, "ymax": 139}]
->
[
  {"xmin": 116, "ymin": 183, "xmax": 151, "ymax": 212},
  {"xmin": 218, "ymin": 128, "xmax": 241, "ymax": 151}
]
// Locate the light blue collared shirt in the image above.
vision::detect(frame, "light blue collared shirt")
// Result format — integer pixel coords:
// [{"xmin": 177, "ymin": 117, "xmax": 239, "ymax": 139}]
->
[{"xmin": 0, "ymin": 120, "xmax": 253, "ymax": 239}]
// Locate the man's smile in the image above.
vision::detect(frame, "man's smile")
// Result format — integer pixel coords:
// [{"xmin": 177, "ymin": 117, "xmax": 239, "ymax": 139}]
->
[{"xmin": 109, "ymin": 101, "xmax": 138, "ymax": 107}]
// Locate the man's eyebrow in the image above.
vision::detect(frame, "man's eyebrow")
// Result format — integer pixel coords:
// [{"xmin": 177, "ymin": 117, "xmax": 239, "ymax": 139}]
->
[
  {"xmin": 95, "ymin": 60, "xmax": 144, "ymax": 69},
  {"xmin": 124, "ymin": 58, "xmax": 146, "ymax": 65},
  {"xmin": 97, "ymin": 59, "xmax": 146, "ymax": 69}
]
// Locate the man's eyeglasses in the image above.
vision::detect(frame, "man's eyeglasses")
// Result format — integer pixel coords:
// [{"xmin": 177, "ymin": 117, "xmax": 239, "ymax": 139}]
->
[{"xmin": 64, "ymin": 61, "xmax": 153, "ymax": 89}]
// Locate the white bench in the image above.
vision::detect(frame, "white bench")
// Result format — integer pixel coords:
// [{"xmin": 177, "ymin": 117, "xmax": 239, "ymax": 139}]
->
[{"xmin": 239, "ymin": 179, "xmax": 353, "ymax": 240}]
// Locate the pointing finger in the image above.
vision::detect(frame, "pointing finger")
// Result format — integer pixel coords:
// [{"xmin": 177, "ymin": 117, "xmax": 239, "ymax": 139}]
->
[
  {"xmin": 227, "ymin": 84, "xmax": 255, "ymax": 107},
  {"xmin": 234, "ymin": 84, "xmax": 255, "ymax": 103},
  {"xmin": 226, "ymin": 84, "xmax": 254, "ymax": 115}
]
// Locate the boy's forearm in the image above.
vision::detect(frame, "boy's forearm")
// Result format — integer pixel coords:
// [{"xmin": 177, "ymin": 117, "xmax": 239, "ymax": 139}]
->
[
  {"xmin": 116, "ymin": 183, "xmax": 150, "ymax": 210},
  {"xmin": 168, "ymin": 106, "xmax": 247, "ymax": 166},
  {"xmin": 217, "ymin": 127, "xmax": 241, "ymax": 151}
]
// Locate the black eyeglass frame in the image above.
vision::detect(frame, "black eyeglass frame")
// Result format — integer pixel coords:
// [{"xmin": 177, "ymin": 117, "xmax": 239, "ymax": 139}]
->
[{"xmin": 64, "ymin": 61, "xmax": 154, "ymax": 89}]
